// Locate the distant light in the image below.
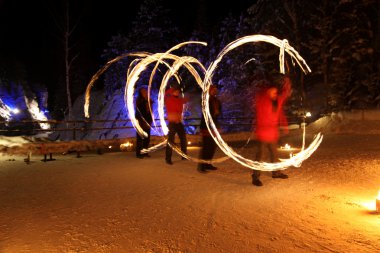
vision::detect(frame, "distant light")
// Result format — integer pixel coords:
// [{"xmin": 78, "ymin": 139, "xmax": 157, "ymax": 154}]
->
[
  {"xmin": 187, "ymin": 141, "xmax": 192, "ymax": 145},
  {"xmin": 305, "ymin": 112, "xmax": 311, "ymax": 117},
  {"xmin": 108, "ymin": 146, "xmax": 112, "ymax": 149},
  {"xmin": 11, "ymin": 108, "xmax": 20, "ymax": 114}
]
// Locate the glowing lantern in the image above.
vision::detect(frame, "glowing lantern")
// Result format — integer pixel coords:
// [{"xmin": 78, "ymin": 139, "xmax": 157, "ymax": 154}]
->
[{"xmin": 280, "ymin": 143, "xmax": 291, "ymax": 150}]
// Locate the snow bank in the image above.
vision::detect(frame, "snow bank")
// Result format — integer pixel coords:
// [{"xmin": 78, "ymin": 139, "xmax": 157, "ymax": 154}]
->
[
  {"xmin": 0, "ymin": 136, "xmax": 31, "ymax": 147},
  {"xmin": 5, "ymin": 109, "xmax": 380, "ymax": 156},
  {"xmin": 307, "ymin": 111, "xmax": 380, "ymax": 134}
]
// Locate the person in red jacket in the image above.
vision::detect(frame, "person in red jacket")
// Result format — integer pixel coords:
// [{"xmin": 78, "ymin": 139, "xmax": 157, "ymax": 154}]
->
[
  {"xmin": 252, "ymin": 75, "xmax": 292, "ymax": 186},
  {"xmin": 165, "ymin": 86, "xmax": 188, "ymax": 165}
]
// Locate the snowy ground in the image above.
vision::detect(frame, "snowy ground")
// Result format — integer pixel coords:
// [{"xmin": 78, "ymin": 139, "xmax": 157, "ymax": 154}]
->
[{"xmin": 1, "ymin": 132, "xmax": 380, "ymax": 253}]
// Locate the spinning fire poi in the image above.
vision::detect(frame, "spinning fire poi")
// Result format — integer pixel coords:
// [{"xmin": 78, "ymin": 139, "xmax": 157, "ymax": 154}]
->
[{"xmin": 84, "ymin": 34, "xmax": 323, "ymax": 172}]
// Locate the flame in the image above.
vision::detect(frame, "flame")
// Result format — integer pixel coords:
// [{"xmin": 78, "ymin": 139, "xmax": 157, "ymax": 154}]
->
[
  {"xmin": 201, "ymin": 35, "xmax": 321, "ymax": 171},
  {"xmin": 84, "ymin": 35, "xmax": 322, "ymax": 170},
  {"xmin": 120, "ymin": 142, "xmax": 133, "ymax": 148},
  {"xmin": 281, "ymin": 143, "xmax": 291, "ymax": 150},
  {"xmin": 120, "ymin": 142, "xmax": 134, "ymax": 151}
]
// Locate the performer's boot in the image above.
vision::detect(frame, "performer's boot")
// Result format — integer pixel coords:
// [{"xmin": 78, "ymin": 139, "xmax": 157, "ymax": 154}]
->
[
  {"xmin": 272, "ymin": 171, "xmax": 288, "ymax": 179},
  {"xmin": 251, "ymin": 171, "xmax": 263, "ymax": 186}
]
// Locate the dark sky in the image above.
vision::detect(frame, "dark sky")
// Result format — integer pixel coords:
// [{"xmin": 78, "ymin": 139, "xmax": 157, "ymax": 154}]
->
[{"xmin": 0, "ymin": 0, "xmax": 255, "ymax": 88}]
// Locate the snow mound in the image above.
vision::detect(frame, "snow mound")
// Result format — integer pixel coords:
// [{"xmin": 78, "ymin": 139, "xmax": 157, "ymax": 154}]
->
[
  {"xmin": 0, "ymin": 136, "xmax": 34, "ymax": 147},
  {"xmin": 307, "ymin": 111, "xmax": 380, "ymax": 134}
]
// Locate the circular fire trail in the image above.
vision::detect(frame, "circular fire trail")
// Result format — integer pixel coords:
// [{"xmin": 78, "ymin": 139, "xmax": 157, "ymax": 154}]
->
[{"xmin": 84, "ymin": 35, "xmax": 323, "ymax": 171}]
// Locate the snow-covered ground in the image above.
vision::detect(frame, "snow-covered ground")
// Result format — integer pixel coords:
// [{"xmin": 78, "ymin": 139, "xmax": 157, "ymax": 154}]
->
[{"xmin": 1, "ymin": 131, "xmax": 380, "ymax": 252}]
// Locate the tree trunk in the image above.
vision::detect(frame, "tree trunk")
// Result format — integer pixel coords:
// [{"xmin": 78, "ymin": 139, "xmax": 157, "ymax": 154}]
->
[
  {"xmin": 65, "ymin": 1, "xmax": 72, "ymax": 121},
  {"xmin": 283, "ymin": 0, "xmax": 307, "ymax": 109}
]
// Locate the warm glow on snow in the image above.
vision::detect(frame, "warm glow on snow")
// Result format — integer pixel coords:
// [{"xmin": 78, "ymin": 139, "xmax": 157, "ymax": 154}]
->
[
  {"xmin": 360, "ymin": 199, "xmax": 377, "ymax": 212},
  {"xmin": 359, "ymin": 192, "xmax": 380, "ymax": 212}
]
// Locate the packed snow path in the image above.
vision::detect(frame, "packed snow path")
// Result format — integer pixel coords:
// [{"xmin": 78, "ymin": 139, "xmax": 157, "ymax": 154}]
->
[{"xmin": 1, "ymin": 134, "xmax": 380, "ymax": 252}]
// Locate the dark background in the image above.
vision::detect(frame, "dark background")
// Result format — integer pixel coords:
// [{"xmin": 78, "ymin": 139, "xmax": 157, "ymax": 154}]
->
[{"xmin": 0, "ymin": 0, "xmax": 255, "ymax": 87}]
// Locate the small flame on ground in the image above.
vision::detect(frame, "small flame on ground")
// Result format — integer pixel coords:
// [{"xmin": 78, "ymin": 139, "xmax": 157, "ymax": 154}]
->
[
  {"xmin": 120, "ymin": 142, "xmax": 133, "ymax": 148},
  {"xmin": 281, "ymin": 143, "xmax": 291, "ymax": 150},
  {"xmin": 120, "ymin": 142, "xmax": 134, "ymax": 152}
]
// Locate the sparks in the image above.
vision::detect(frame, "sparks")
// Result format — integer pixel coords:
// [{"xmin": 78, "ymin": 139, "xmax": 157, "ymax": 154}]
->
[
  {"xmin": 84, "ymin": 35, "xmax": 323, "ymax": 171},
  {"xmin": 201, "ymin": 34, "xmax": 321, "ymax": 171},
  {"xmin": 124, "ymin": 44, "xmax": 229, "ymax": 163}
]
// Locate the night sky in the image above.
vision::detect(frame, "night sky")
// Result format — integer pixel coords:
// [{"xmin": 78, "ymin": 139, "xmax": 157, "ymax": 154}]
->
[{"xmin": 0, "ymin": 0, "xmax": 255, "ymax": 88}]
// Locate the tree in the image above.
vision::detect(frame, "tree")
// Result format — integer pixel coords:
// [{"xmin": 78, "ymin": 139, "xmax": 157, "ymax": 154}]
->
[
  {"xmin": 101, "ymin": 0, "xmax": 180, "ymax": 98},
  {"xmin": 62, "ymin": 1, "xmax": 79, "ymax": 120},
  {"xmin": 244, "ymin": 0, "xmax": 379, "ymax": 113},
  {"xmin": 101, "ymin": 34, "xmax": 132, "ymax": 99},
  {"xmin": 47, "ymin": 0, "xmax": 83, "ymax": 120},
  {"xmin": 212, "ymin": 12, "xmax": 257, "ymax": 132},
  {"xmin": 306, "ymin": 0, "xmax": 375, "ymax": 111},
  {"xmin": 245, "ymin": 0, "xmax": 314, "ymax": 117}
]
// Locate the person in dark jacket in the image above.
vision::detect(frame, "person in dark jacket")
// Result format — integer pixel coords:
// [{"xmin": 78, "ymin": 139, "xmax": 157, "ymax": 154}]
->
[
  {"xmin": 198, "ymin": 85, "xmax": 221, "ymax": 173},
  {"xmin": 252, "ymin": 75, "xmax": 292, "ymax": 186},
  {"xmin": 164, "ymin": 86, "xmax": 188, "ymax": 165},
  {"xmin": 135, "ymin": 87, "xmax": 153, "ymax": 159}
]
